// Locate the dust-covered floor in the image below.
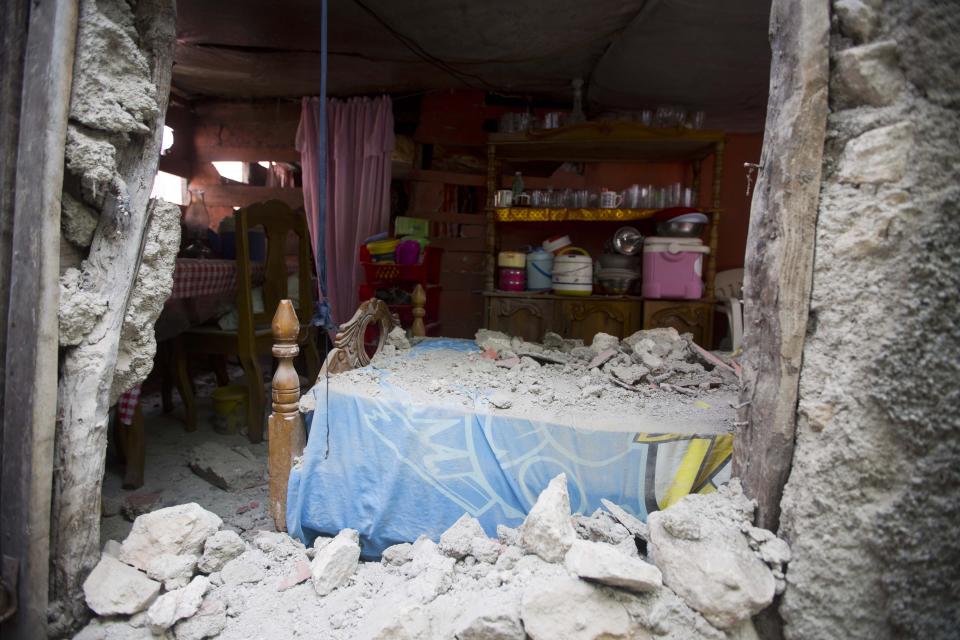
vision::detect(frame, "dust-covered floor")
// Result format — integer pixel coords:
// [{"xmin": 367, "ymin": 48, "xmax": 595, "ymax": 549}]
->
[{"xmin": 100, "ymin": 375, "xmax": 272, "ymax": 549}]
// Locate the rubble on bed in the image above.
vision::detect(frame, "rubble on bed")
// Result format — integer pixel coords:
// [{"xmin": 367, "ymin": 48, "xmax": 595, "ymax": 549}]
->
[
  {"xmin": 76, "ymin": 476, "xmax": 783, "ymax": 640},
  {"xmin": 337, "ymin": 327, "xmax": 740, "ymax": 433}
]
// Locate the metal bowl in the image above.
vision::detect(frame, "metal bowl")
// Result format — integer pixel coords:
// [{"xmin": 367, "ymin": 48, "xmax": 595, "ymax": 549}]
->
[{"xmin": 656, "ymin": 220, "xmax": 706, "ymax": 237}]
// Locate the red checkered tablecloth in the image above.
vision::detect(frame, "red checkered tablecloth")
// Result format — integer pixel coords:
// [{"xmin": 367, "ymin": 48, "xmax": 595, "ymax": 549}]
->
[
  {"xmin": 117, "ymin": 258, "xmax": 266, "ymax": 425},
  {"xmin": 170, "ymin": 259, "xmax": 265, "ymax": 300}
]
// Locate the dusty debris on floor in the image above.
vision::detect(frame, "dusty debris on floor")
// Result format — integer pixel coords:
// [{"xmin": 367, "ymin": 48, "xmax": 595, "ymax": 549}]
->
[
  {"xmin": 334, "ymin": 327, "xmax": 739, "ymax": 434},
  {"xmin": 77, "ymin": 475, "xmax": 786, "ymax": 639},
  {"xmin": 99, "ymin": 384, "xmax": 271, "ymax": 547}
]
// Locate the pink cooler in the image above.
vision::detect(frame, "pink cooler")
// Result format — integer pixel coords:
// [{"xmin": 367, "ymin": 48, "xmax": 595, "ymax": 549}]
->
[{"xmin": 642, "ymin": 237, "xmax": 710, "ymax": 299}]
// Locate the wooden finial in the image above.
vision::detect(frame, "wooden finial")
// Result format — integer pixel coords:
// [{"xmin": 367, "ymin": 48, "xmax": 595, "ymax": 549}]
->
[
  {"xmin": 268, "ymin": 299, "xmax": 305, "ymax": 531},
  {"xmin": 411, "ymin": 284, "xmax": 427, "ymax": 337}
]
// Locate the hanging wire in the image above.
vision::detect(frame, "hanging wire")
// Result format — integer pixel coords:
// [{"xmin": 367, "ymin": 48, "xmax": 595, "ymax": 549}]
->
[{"xmin": 350, "ymin": 0, "xmax": 499, "ymax": 91}]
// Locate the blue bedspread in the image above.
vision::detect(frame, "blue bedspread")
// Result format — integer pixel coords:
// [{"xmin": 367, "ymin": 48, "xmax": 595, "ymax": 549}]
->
[{"xmin": 287, "ymin": 339, "xmax": 732, "ymax": 558}]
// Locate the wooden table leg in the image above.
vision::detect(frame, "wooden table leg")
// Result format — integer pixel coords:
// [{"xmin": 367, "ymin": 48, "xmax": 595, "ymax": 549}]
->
[
  {"xmin": 173, "ymin": 337, "xmax": 197, "ymax": 431},
  {"xmin": 122, "ymin": 403, "xmax": 146, "ymax": 490},
  {"xmin": 160, "ymin": 341, "xmax": 174, "ymax": 414}
]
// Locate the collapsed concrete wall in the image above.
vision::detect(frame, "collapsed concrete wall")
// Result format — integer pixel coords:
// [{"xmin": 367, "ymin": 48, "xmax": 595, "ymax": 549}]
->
[
  {"xmin": 779, "ymin": 1, "xmax": 960, "ymax": 638},
  {"xmin": 50, "ymin": 0, "xmax": 175, "ymax": 635}
]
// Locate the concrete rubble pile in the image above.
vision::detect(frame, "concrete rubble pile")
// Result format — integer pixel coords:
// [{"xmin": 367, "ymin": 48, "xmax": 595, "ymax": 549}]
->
[
  {"xmin": 76, "ymin": 475, "xmax": 787, "ymax": 639},
  {"xmin": 474, "ymin": 328, "xmax": 738, "ymax": 405}
]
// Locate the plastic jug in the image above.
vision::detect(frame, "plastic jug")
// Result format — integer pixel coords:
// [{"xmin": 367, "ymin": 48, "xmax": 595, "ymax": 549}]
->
[{"xmin": 526, "ymin": 249, "xmax": 554, "ymax": 291}]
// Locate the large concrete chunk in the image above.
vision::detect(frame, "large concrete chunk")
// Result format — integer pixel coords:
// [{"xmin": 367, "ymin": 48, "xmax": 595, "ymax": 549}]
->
[
  {"xmin": 521, "ymin": 576, "xmax": 630, "ymax": 640},
  {"xmin": 188, "ymin": 442, "xmax": 266, "ymax": 491},
  {"xmin": 146, "ymin": 575, "xmax": 210, "ymax": 633},
  {"xmin": 518, "ymin": 474, "xmax": 576, "ymax": 563},
  {"xmin": 197, "ymin": 529, "xmax": 246, "ymax": 574},
  {"xmin": 119, "ymin": 503, "xmax": 222, "ymax": 571},
  {"xmin": 83, "ymin": 555, "xmax": 161, "ymax": 616},
  {"xmin": 648, "ymin": 499, "xmax": 775, "ymax": 629},
  {"xmin": 311, "ymin": 528, "xmax": 361, "ymax": 596},
  {"xmin": 838, "ymin": 122, "xmax": 914, "ymax": 185},
  {"xmin": 564, "ymin": 539, "xmax": 662, "ymax": 592},
  {"xmin": 833, "ymin": 41, "xmax": 904, "ymax": 108}
]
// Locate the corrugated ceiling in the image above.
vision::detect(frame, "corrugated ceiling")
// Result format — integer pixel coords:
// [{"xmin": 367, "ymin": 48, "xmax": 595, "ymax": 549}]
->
[{"xmin": 174, "ymin": 0, "xmax": 771, "ymax": 131}]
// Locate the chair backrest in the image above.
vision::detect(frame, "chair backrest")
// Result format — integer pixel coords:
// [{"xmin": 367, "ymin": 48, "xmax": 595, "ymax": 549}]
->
[
  {"xmin": 714, "ymin": 268, "xmax": 744, "ymax": 300},
  {"xmin": 235, "ymin": 200, "xmax": 314, "ymax": 331}
]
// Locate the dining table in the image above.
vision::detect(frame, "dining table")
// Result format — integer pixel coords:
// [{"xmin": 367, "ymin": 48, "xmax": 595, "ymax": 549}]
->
[{"xmin": 117, "ymin": 258, "xmax": 267, "ymax": 425}]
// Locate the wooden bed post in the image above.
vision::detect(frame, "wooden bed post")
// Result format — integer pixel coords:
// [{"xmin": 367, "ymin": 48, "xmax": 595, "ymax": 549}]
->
[
  {"xmin": 411, "ymin": 284, "xmax": 427, "ymax": 337},
  {"xmin": 268, "ymin": 300, "xmax": 306, "ymax": 532}
]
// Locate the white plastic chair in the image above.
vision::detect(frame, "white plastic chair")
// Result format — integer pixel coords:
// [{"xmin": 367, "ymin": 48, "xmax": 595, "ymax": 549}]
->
[{"xmin": 715, "ymin": 269, "xmax": 744, "ymax": 352}]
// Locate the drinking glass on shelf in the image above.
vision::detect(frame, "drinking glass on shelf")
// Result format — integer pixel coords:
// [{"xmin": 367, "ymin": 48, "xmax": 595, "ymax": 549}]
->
[
  {"xmin": 625, "ymin": 184, "xmax": 641, "ymax": 208},
  {"xmin": 692, "ymin": 110, "xmax": 706, "ymax": 129},
  {"xmin": 640, "ymin": 110, "xmax": 653, "ymax": 127},
  {"xmin": 667, "ymin": 183, "xmax": 681, "ymax": 207},
  {"xmin": 572, "ymin": 189, "xmax": 589, "ymax": 208},
  {"xmin": 531, "ymin": 190, "xmax": 546, "ymax": 207},
  {"xmin": 683, "ymin": 187, "xmax": 696, "ymax": 207}
]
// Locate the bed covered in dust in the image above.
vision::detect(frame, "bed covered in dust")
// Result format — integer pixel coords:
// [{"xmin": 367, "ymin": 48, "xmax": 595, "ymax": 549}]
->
[{"xmin": 287, "ymin": 334, "xmax": 736, "ymax": 557}]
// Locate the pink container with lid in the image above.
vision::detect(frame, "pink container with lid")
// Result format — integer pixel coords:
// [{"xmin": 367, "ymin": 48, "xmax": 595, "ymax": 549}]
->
[
  {"xmin": 641, "ymin": 237, "xmax": 710, "ymax": 299},
  {"xmin": 498, "ymin": 267, "xmax": 526, "ymax": 291}
]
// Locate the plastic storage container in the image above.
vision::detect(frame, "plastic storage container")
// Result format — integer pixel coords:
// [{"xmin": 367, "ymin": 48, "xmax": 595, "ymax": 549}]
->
[
  {"xmin": 552, "ymin": 247, "xmax": 593, "ymax": 296},
  {"xmin": 641, "ymin": 237, "xmax": 711, "ymax": 299},
  {"xmin": 526, "ymin": 249, "xmax": 554, "ymax": 291},
  {"xmin": 498, "ymin": 267, "xmax": 526, "ymax": 291},
  {"xmin": 361, "ymin": 245, "xmax": 443, "ymax": 284}
]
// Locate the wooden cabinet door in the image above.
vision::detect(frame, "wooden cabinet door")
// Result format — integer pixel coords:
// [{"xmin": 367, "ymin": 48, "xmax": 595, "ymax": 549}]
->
[
  {"xmin": 643, "ymin": 300, "xmax": 714, "ymax": 347},
  {"xmin": 558, "ymin": 300, "xmax": 641, "ymax": 342},
  {"xmin": 487, "ymin": 297, "xmax": 555, "ymax": 343}
]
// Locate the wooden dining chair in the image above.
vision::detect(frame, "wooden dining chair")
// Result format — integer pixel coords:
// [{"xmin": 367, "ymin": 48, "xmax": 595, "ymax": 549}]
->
[{"xmin": 173, "ymin": 200, "xmax": 321, "ymax": 443}]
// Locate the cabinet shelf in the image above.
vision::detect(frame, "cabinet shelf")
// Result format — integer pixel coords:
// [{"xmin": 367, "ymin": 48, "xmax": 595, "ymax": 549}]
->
[{"xmin": 489, "ymin": 122, "xmax": 724, "ymax": 163}]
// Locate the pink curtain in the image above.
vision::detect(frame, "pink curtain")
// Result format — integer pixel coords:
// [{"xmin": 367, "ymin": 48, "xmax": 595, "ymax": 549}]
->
[{"xmin": 296, "ymin": 96, "xmax": 394, "ymax": 326}]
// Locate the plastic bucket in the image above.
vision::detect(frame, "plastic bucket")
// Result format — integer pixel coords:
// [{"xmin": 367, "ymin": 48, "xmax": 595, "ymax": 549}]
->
[
  {"xmin": 552, "ymin": 246, "xmax": 593, "ymax": 296},
  {"xmin": 526, "ymin": 249, "xmax": 554, "ymax": 291},
  {"xmin": 211, "ymin": 385, "xmax": 247, "ymax": 434}
]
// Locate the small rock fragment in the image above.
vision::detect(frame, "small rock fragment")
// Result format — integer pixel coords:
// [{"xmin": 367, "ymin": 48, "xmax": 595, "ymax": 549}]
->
[
  {"xmin": 488, "ymin": 392, "xmax": 513, "ymax": 409},
  {"xmin": 564, "ymin": 539, "xmax": 662, "ymax": 592},
  {"xmin": 220, "ymin": 551, "xmax": 267, "ymax": 586},
  {"xmin": 386, "ymin": 326, "xmax": 411, "ymax": 350},
  {"xmin": 173, "ymin": 596, "xmax": 227, "ymax": 640},
  {"xmin": 518, "ymin": 474, "xmax": 576, "ymax": 563},
  {"xmin": 146, "ymin": 553, "xmax": 198, "ymax": 590},
  {"xmin": 146, "ymin": 575, "xmax": 210, "ymax": 633},
  {"xmin": 439, "ymin": 514, "xmax": 486, "ymax": 559},
  {"xmin": 311, "ymin": 528, "xmax": 361, "ymax": 596},
  {"xmin": 197, "ymin": 529, "xmax": 245, "ymax": 574},
  {"xmin": 381, "ymin": 542, "xmax": 413, "ymax": 566},
  {"xmin": 601, "ymin": 498, "xmax": 650, "ymax": 540}
]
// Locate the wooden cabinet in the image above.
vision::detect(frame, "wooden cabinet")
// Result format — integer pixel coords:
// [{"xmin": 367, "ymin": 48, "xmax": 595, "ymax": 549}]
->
[
  {"xmin": 643, "ymin": 299, "xmax": 713, "ymax": 347},
  {"xmin": 485, "ymin": 292, "xmax": 643, "ymax": 344},
  {"xmin": 486, "ymin": 295, "xmax": 555, "ymax": 343},
  {"xmin": 559, "ymin": 299, "xmax": 642, "ymax": 341}
]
